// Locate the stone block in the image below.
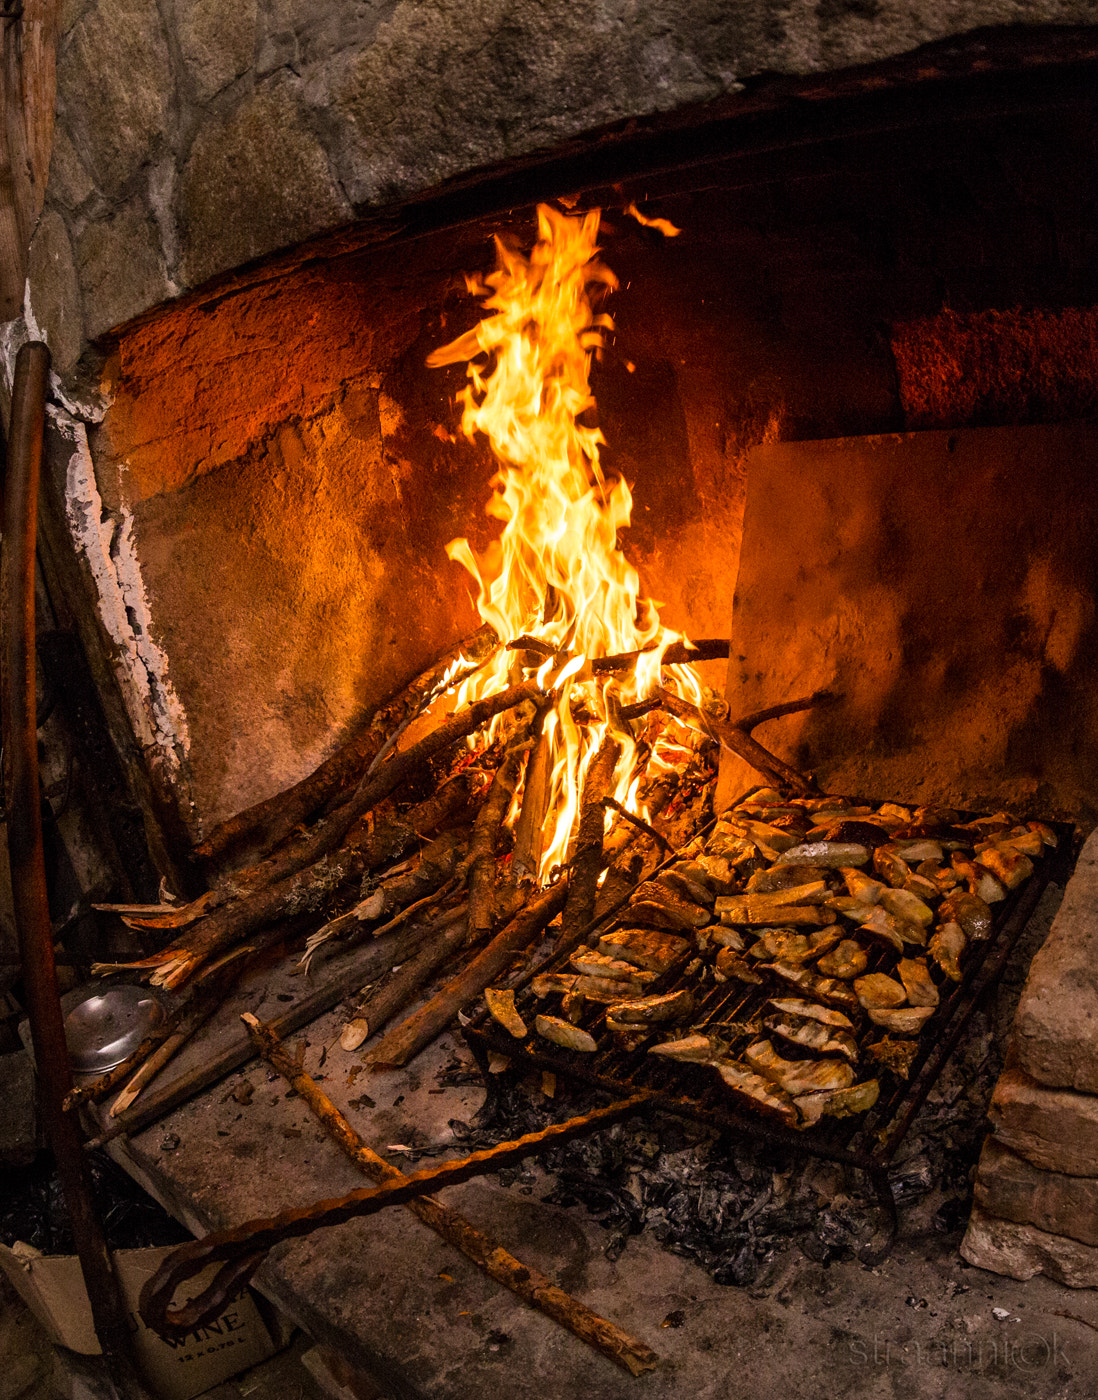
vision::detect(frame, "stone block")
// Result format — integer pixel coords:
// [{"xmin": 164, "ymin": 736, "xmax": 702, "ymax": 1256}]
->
[
  {"xmin": 177, "ymin": 0, "xmax": 257, "ymax": 105},
  {"xmin": 974, "ymin": 1139, "xmax": 1098, "ymax": 1248},
  {"xmin": 75, "ymin": 200, "xmax": 170, "ymax": 338},
  {"xmin": 323, "ymin": 0, "xmax": 780, "ymax": 209},
  {"xmin": 27, "ymin": 210, "xmax": 84, "ymax": 375},
  {"xmin": 177, "ymin": 74, "xmax": 350, "ymax": 289},
  {"xmin": 56, "ymin": 0, "xmax": 172, "ymax": 197},
  {"xmin": 1011, "ymin": 829, "xmax": 1098, "ymax": 1093},
  {"xmin": 990, "ymin": 1068, "xmax": 1098, "ymax": 1177},
  {"xmin": 46, "ymin": 125, "xmax": 95, "ymax": 213},
  {"xmin": 961, "ymin": 1204, "xmax": 1098, "ymax": 1288},
  {"xmin": 0, "ymin": 1049, "xmax": 38, "ymax": 1167}
]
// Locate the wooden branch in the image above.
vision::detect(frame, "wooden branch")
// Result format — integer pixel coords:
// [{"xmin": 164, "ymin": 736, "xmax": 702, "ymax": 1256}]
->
[
  {"xmin": 95, "ymin": 780, "xmax": 474, "ymax": 991},
  {"xmin": 364, "ymin": 879, "xmax": 568, "ymax": 1069},
  {"xmin": 304, "ymin": 828, "xmax": 467, "ymax": 966},
  {"xmin": 82, "ymin": 919, "xmax": 444, "ymax": 1151},
  {"xmin": 591, "ymin": 638, "xmax": 730, "ymax": 673},
  {"xmin": 559, "ymin": 736, "xmax": 620, "ymax": 949},
  {"xmin": 195, "ymin": 624, "xmax": 498, "ymax": 868},
  {"xmin": 735, "ymin": 689, "xmax": 836, "ymax": 735},
  {"xmin": 242, "ymin": 1014, "xmax": 659, "ymax": 1376},
  {"xmin": 235, "ymin": 680, "xmax": 543, "ymax": 900},
  {"xmin": 466, "ymin": 745, "xmax": 524, "ymax": 938},
  {"xmin": 656, "ymin": 688, "xmax": 816, "ymax": 795},
  {"xmin": 602, "ymin": 797, "xmax": 672, "ymax": 854},
  {"xmin": 510, "ymin": 702, "xmax": 553, "ymax": 881},
  {"xmin": 339, "ymin": 906, "xmax": 469, "ymax": 1051}
]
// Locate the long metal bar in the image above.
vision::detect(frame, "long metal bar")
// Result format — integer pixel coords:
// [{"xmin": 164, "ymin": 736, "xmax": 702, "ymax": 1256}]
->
[
  {"xmin": 139, "ymin": 1092, "xmax": 653, "ymax": 1339},
  {"xmin": 1, "ymin": 342, "xmax": 148, "ymax": 1385}
]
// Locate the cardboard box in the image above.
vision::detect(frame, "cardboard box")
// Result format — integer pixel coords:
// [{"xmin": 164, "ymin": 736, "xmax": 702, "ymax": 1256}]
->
[{"xmin": 0, "ymin": 1240, "xmax": 281, "ymax": 1400}]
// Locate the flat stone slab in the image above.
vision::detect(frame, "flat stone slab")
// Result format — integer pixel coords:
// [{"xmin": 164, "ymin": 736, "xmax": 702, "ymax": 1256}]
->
[
  {"xmin": 1011, "ymin": 830, "xmax": 1098, "ymax": 1093},
  {"xmin": 962, "ymin": 1205, "xmax": 1098, "ymax": 1289},
  {"xmin": 974, "ymin": 1140, "xmax": 1098, "ymax": 1248},
  {"xmin": 990, "ymin": 1069, "xmax": 1098, "ymax": 1177}
]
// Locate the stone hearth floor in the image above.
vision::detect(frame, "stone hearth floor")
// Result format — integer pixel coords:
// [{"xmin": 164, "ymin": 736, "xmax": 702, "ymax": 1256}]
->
[{"xmin": 78, "ymin": 876, "xmax": 1096, "ymax": 1400}]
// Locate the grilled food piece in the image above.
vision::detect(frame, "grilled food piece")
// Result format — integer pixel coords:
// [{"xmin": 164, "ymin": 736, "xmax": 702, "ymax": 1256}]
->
[
  {"xmin": 535, "ymin": 1015, "xmax": 598, "ymax": 1052},
  {"xmin": 974, "ymin": 845, "xmax": 1033, "ymax": 890},
  {"xmin": 887, "ymin": 839, "xmax": 944, "ymax": 862},
  {"xmin": 867, "ymin": 1036, "xmax": 919, "ymax": 1079},
  {"xmin": 827, "ymin": 896, "xmax": 880, "ymax": 921},
  {"xmin": 904, "ymin": 873, "xmax": 941, "ymax": 901},
  {"xmin": 766, "ymin": 998, "xmax": 854, "ymax": 1030},
  {"xmin": 774, "ymin": 841, "xmax": 870, "ymax": 868},
  {"xmin": 606, "ymin": 988, "xmax": 695, "ymax": 1024},
  {"xmin": 715, "ymin": 880, "xmax": 831, "ymax": 915},
  {"xmin": 628, "ymin": 895, "xmax": 710, "ymax": 931},
  {"xmin": 574, "ymin": 975, "xmax": 645, "ymax": 1002},
  {"xmin": 873, "ymin": 846, "xmax": 912, "ymax": 888},
  {"xmin": 690, "ymin": 855, "xmax": 740, "ymax": 893},
  {"xmin": 532, "ymin": 973, "xmax": 578, "ymax": 997},
  {"xmin": 744, "ymin": 1039, "xmax": 855, "ymax": 1096},
  {"xmin": 598, "ymin": 928, "xmax": 689, "ymax": 973},
  {"xmin": 859, "ymin": 904, "xmax": 926, "ymax": 949},
  {"xmin": 915, "ymin": 859, "xmax": 959, "ymax": 893},
  {"xmin": 929, "ymin": 920, "xmax": 965, "ymax": 981},
  {"xmin": 854, "ymin": 973, "xmax": 907, "ymax": 1009},
  {"xmin": 712, "ymin": 1059, "xmax": 800, "ymax": 1128},
  {"xmin": 747, "ymin": 927, "xmax": 842, "ymax": 964},
  {"xmin": 484, "ymin": 987, "xmax": 527, "ymax": 1038},
  {"xmin": 648, "ymin": 1034, "xmax": 721, "ymax": 1063},
  {"xmin": 896, "ymin": 957, "xmax": 939, "ymax": 1008},
  {"xmin": 569, "ymin": 950, "xmax": 656, "ymax": 983},
  {"xmin": 867, "ymin": 1005, "xmax": 936, "ymax": 1032},
  {"xmin": 794, "ymin": 1079, "xmax": 880, "ymax": 1127},
  {"xmin": 662, "ymin": 866, "xmax": 717, "ymax": 906},
  {"xmin": 986, "ymin": 830, "xmax": 1043, "ymax": 859},
  {"xmin": 938, "ymin": 891, "xmax": 993, "ymax": 941},
  {"xmin": 712, "ymin": 926, "xmax": 747, "ymax": 952},
  {"xmin": 815, "ymin": 939, "xmax": 868, "ymax": 980},
  {"xmin": 1027, "ymin": 820, "xmax": 1058, "ymax": 848},
  {"xmin": 759, "ymin": 962, "xmax": 860, "ymax": 1011},
  {"xmin": 745, "ymin": 864, "xmax": 827, "ymax": 893},
  {"xmin": 761, "ymin": 996, "xmax": 857, "ymax": 1030},
  {"xmin": 879, "ymin": 887, "xmax": 934, "ymax": 928},
  {"xmin": 763, "ymin": 1011, "xmax": 858, "ymax": 1063},
  {"xmin": 841, "ymin": 868, "xmax": 887, "ymax": 904},
  {"xmin": 714, "ymin": 948, "xmax": 764, "ymax": 983},
  {"xmin": 720, "ymin": 905, "xmax": 835, "ymax": 927},
  {"xmin": 951, "ymin": 853, "xmax": 1007, "ymax": 904}
]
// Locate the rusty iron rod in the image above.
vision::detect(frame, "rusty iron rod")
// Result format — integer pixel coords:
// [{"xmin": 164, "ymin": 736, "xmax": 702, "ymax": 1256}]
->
[{"xmin": 1, "ymin": 342, "xmax": 148, "ymax": 1386}]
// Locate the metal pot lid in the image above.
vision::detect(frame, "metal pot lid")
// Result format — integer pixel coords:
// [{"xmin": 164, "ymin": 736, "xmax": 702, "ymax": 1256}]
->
[{"xmin": 64, "ymin": 985, "xmax": 166, "ymax": 1074}]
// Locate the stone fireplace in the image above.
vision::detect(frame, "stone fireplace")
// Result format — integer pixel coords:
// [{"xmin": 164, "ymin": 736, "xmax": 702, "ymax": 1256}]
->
[{"xmin": 9, "ymin": 0, "xmax": 1098, "ymax": 1308}]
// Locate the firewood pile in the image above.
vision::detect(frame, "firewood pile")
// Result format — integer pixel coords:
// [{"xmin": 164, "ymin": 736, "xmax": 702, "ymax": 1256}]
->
[{"xmin": 77, "ymin": 623, "xmax": 788, "ymax": 1115}]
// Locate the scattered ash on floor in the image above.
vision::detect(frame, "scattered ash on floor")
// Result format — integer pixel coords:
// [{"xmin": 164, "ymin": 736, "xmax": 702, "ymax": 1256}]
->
[
  {"xmin": 0, "ymin": 1148, "xmax": 191, "ymax": 1254},
  {"xmin": 440, "ymin": 881, "xmax": 1064, "ymax": 1291}
]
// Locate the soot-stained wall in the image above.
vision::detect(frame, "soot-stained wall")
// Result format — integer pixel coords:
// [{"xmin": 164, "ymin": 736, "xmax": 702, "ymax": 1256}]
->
[{"xmin": 44, "ymin": 68, "xmax": 1098, "ymax": 841}]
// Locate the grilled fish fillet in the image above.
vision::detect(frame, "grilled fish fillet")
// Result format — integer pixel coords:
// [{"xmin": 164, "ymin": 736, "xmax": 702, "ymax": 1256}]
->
[
  {"xmin": 535, "ymin": 1015, "xmax": 598, "ymax": 1052},
  {"xmin": 743, "ymin": 1038, "xmax": 855, "ymax": 1095}
]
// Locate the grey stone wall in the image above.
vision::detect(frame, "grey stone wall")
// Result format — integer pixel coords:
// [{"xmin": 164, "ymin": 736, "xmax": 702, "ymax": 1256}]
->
[{"xmin": 25, "ymin": 0, "xmax": 1098, "ymax": 375}]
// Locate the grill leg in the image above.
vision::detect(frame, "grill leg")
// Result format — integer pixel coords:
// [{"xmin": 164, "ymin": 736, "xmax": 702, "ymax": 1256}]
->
[{"xmin": 855, "ymin": 1167, "xmax": 898, "ymax": 1265}]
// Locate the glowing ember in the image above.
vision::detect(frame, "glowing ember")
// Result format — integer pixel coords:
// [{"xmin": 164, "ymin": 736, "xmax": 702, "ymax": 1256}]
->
[{"xmin": 428, "ymin": 204, "xmax": 702, "ymax": 880}]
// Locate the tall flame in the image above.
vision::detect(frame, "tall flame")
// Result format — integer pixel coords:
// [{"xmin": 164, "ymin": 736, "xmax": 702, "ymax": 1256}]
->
[{"xmin": 428, "ymin": 204, "xmax": 700, "ymax": 879}]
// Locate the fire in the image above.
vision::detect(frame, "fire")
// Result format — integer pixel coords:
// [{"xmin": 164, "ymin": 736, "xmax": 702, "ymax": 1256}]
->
[{"xmin": 428, "ymin": 204, "xmax": 701, "ymax": 879}]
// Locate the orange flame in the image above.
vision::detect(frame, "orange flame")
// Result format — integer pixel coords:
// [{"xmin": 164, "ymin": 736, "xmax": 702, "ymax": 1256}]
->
[{"xmin": 428, "ymin": 204, "xmax": 700, "ymax": 879}]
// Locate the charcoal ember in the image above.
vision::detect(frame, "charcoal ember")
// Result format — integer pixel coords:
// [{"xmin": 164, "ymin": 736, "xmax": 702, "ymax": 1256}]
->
[
  {"xmin": 888, "ymin": 1155, "xmax": 936, "ymax": 1202},
  {"xmin": 711, "ymin": 1229, "xmax": 759, "ymax": 1286}
]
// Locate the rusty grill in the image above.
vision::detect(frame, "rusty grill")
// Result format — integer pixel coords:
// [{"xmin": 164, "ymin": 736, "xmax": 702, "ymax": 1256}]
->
[{"xmin": 461, "ymin": 807, "xmax": 1075, "ymax": 1246}]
